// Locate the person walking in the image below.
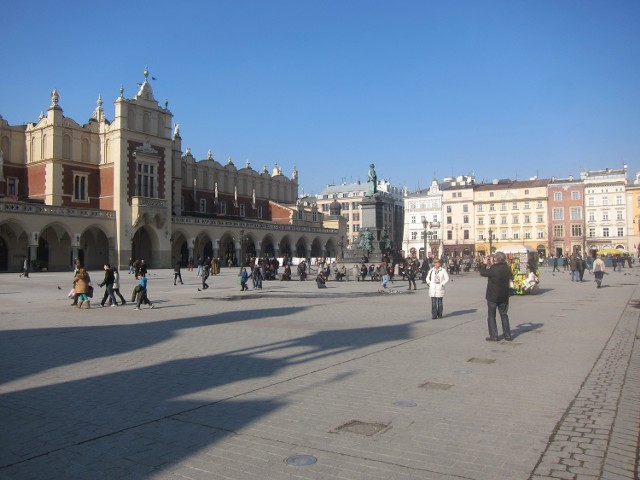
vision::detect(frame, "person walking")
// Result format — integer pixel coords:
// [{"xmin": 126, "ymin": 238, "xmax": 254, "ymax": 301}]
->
[
  {"xmin": 19, "ymin": 256, "xmax": 29, "ymax": 278},
  {"xmin": 173, "ymin": 261, "xmax": 184, "ymax": 285},
  {"xmin": 479, "ymin": 252, "xmax": 513, "ymax": 341},
  {"xmin": 426, "ymin": 259, "xmax": 450, "ymax": 319},
  {"xmin": 132, "ymin": 274, "xmax": 154, "ymax": 309},
  {"xmin": 577, "ymin": 255, "xmax": 586, "ymax": 282},
  {"xmin": 240, "ymin": 267, "xmax": 249, "ymax": 291},
  {"xmin": 552, "ymin": 255, "xmax": 559, "ymax": 272},
  {"xmin": 199, "ymin": 263, "xmax": 210, "ymax": 290},
  {"xmin": 74, "ymin": 267, "xmax": 92, "ymax": 309},
  {"xmin": 407, "ymin": 259, "xmax": 419, "ymax": 290},
  {"xmin": 593, "ymin": 254, "xmax": 606, "ymax": 288},
  {"xmin": 112, "ymin": 267, "xmax": 126, "ymax": 305},
  {"xmin": 569, "ymin": 255, "xmax": 579, "ymax": 282},
  {"xmin": 98, "ymin": 263, "xmax": 118, "ymax": 307}
]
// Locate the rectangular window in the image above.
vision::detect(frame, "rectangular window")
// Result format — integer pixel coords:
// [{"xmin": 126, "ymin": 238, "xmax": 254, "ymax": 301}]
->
[
  {"xmin": 478, "ymin": 217, "xmax": 484, "ymax": 225},
  {"xmin": 554, "ymin": 192, "xmax": 562, "ymax": 201},
  {"xmin": 447, "ymin": 216, "xmax": 452, "ymax": 224},
  {"xmin": 602, "ymin": 211, "xmax": 609, "ymax": 221},
  {"xmin": 447, "ymin": 230, "xmax": 453, "ymax": 240},
  {"xmin": 524, "ymin": 215, "xmax": 530, "ymax": 223},
  {"xmin": 353, "ymin": 224, "xmax": 360, "ymax": 232},
  {"xmin": 501, "ymin": 231, "xmax": 507, "ymax": 240},
  {"xmin": 411, "ymin": 231, "xmax": 417, "ymax": 240},
  {"xmin": 552, "ymin": 208, "xmax": 563, "ymax": 220},
  {"xmin": 572, "ymin": 191, "xmax": 580, "ymax": 200},
  {"xmin": 257, "ymin": 206, "xmax": 263, "ymax": 218},
  {"xmin": 512, "ymin": 215, "xmax": 519, "ymax": 223},
  {"xmin": 501, "ymin": 216, "xmax": 507, "ymax": 224},
  {"xmin": 525, "ymin": 230, "xmax": 532, "ymax": 239},
  {"xmin": 352, "ymin": 212, "xmax": 360, "ymax": 221},
  {"xmin": 500, "ymin": 203, "xmax": 507, "ymax": 211},
  {"xmin": 538, "ymin": 231, "xmax": 545, "ymax": 239},
  {"xmin": 463, "ymin": 230, "xmax": 469, "ymax": 240},
  {"xmin": 589, "ymin": 227, "xmax": 595, "ymax": 237},
  {"xmin": 537, "ymin": 215, "xmax": 544, "ymax": 223},
  {"xmin": 446, "ymin": 205, "xmax": 452, "ymax": 213},
  {"xmin": 524, "ymin": 189, "xmax": 530, "ymax": 195},
  {"xmin": 7, "ymin": 177, "xmax": 18, "ymax": 196},
  {"xmin": 478, "ymin": 204, "xmax": 484, "ymax": 212},
  {"xmin": 602, "ymin": 196, "xmax": 609, "ymax": 206},
  {"xmin": 616, "ymin": 211, "xmax": 623, "ymax": 221},
  {"xmin": 489, "ymin": 203, "xmax": 495, "ymax": 211},
  {"xmin": 136, "ymin": 162, "xmax": 156, "ymax": 197},
  {"xmin": 603, "ymin": 227, "xmax": 609, "ymax": 237},
  {"xmin": 463, "ymin": 204, "xmax": 469, "ymax": 213},
  {"xmin": 73, "ymin": 174, "xmax": 88, "ymax": 201},
  {"xmin": 537, "ymin": 201, "xmax": 543, "ymax": 209},
  {"xmin": 588, "ymin": 211, "xmax": 595, "ymax": 221},
  {"xmin": 219, "ymin": 201, "xmax": 226, "ymax": 215},
  {"xmin": 321, "ymin": 203, "xmax": 329, "ymax": 212},
  {"xmin": 571, "ymin": 224, "xmax": 582, "ymax": 237},
  {"xmin": 489, "ymin": 217, "xmax": 496, "ymax": 225},
  {"xmin": 588, "ymin": 197, "xmax": 594, "ymax": 206},
  {"xmin": 512, "ymin": 201, "xmax": 518, "ymax": 210},
  {"xmin": 312, "ymin": 211, "xmax": 317, "ymax": 222},
  {"xmin": 199, "ymin": 198, "xmax": 207, "ymax": 213},
  {"xmin": 553, "ymin": 225, "xmax": 564, "ymax": 237},
  {"xmin": 463, "ymin": 215, "xmax": 469, "ymax": 224},
  {"xmin": 524, "ymin": 201, "xmax": 530, "ymax": 209},
  {"xmin": 239, "ymin": 204, "xmax": 246, "ymax": 217},
  {"xmin": 570, "ymin": 207, "xmax": 582, "ymax": 220},
  {"xmin": 513, "ymin": 232, "xmax": 519, "ymax": 240},
  {"xmin": 618, "ymin": 227, "xmax": 624, "ymax": 237}
]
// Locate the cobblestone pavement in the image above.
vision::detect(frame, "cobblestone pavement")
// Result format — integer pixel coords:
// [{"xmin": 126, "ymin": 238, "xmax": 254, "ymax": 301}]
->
[{"xmin": 0, "ymin": 265, "xmax": 638, "ymax": 479}]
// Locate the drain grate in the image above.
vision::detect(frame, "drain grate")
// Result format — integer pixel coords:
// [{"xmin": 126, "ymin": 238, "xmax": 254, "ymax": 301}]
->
[
  {"xmin": 419, "ymin": 382, "xmax": 453, "ymax": 391},
  {"xmin": 333, "ymin": 420, "xmax": 389, "ymax": 436},
  {"xmin": 467, "ymin": 357, "xmax": 495, "ymax": 364}
]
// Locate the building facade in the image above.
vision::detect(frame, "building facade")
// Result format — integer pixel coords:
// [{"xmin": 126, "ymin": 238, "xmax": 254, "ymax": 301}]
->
[
  {"xmin": 547, "ymin": 176, "xmax": 585, "ymax": 256},
  {"xmin": 441, "ymin": 175, "xmax": 476, "ymax": 258},
  {"xmin": 582, "ymin": 166, "xmax": 628, "ymax": 254},
  {"xmin": 473, "ymin": 179, "xmax": 549, "ymax": 257},
  {"xmin": 403, "ymin": 179, "xmax": 443, "ymax": 259},
  {"xmin": 0, "ymin": 71, "xmax": 342, "ymax": 271}
]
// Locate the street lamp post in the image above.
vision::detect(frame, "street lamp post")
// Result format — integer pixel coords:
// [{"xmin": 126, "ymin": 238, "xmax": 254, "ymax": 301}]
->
[
  {"xmin": 488, "ymin": 227, "xmax": 493, "ymax": 255},
  {"xmin": 422, "ymin": 218, "xmax": 428, "ymax": 260}
]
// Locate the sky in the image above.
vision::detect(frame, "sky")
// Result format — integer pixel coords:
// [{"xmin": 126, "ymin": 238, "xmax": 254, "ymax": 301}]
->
[{"xmin": 2, "ymin": 0, "xmax": 639, "ymax": 196}]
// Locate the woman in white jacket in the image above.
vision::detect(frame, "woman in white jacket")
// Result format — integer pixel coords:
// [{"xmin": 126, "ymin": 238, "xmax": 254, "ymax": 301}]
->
[{"xmin": 426, "ymin": 259, "xmax": 450, "ymax": 319}]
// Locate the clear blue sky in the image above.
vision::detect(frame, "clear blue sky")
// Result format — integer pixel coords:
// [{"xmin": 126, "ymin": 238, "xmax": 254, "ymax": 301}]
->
[{"xmin": 3, "ymin": 0, "xmax": 639, "ymax": 195}]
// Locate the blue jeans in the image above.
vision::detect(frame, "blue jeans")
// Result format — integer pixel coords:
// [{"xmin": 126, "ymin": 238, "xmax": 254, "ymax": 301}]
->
[
  {"xmin": 487, "ymin": 300, "xmax": 511, "ymax": 338},
  {"xmin": 431, "ymin": 297, "xmax": 443, "ymax": 318}
]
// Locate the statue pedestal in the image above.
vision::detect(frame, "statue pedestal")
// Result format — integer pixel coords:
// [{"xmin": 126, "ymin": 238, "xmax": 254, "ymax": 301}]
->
[{"xmin": 358, "ymin": 196, "xmax": 385, "ymax": 262}]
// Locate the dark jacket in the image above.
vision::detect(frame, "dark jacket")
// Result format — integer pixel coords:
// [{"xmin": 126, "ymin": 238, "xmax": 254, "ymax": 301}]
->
[
  {"xmin": 99, "ymin": 268, "xmax": 115, "ymax": 287},
  {"xmin": 479, "ymin": 262, "xmax": 512, "ymax": 304}
]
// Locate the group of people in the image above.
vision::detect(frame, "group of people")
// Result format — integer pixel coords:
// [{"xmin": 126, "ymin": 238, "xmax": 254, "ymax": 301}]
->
[{"xmin": 72, "ymin": 259, "xmax": 153, "ymax": 310}]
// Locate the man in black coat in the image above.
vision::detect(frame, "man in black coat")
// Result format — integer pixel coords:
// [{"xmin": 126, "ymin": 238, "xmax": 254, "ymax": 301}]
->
[{"xmin": 479, "ymin": 252, "xmax": 513, "ymax": 341}]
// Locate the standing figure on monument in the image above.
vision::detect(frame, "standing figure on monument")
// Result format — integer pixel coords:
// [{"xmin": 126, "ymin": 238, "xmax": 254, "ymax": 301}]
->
[{"xmin": 366, "ymin": 163, "xmax": 377, "ymax": 196}]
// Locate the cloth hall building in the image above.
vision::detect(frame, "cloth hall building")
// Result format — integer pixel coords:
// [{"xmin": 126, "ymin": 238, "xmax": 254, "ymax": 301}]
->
[{"xmin": 0, "ymin": 71, "xmax": 343, "ymax": 272}]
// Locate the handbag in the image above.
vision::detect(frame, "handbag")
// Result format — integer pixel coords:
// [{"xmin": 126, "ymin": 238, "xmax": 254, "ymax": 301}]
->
[{"xmin": 88, "ymin": 285, "xmax": 94, "ymax": 298}]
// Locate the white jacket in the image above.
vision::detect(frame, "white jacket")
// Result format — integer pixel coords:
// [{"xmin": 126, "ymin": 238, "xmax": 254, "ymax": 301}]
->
[{"xmin": 426, "ymin": 267, "xmax": 450, "ymax": 297}]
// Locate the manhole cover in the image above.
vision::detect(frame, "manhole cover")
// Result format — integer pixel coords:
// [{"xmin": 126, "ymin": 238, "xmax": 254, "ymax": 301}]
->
[
  {"xmin": 393, "ymin": 400, "xmax": 417, "ymax": 407},
  {"xmin": 467, "ymin": 358, "xmax": 495, "ymax": 364},
  {"xmin": 419, "ymin": 382, "xmax": 453, "ymax": 391},
  {"xmin": 286, "ymin": 455, "xmax": 317, "ymax": 466},
  {"xmin": 334, "ymin": 420, "xmax": 388, "ymax": 436}
]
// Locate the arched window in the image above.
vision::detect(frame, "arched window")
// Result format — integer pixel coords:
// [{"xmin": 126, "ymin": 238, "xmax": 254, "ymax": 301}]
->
[
  {"xmin": 143, "ymin": 112, "xmax": 150, "ymax": 133},
  {"xmin": 157, "ymin": 115, "xmax": 164, "ymax": 137},
  {"xmin": 128, "ymin": 107, "xmax": 135, "ymax": 130},
  {"xmin": 62, "ymin": 135, "xmax": 71, "ymax": 159},
  {"xmin": 81, "ymin": 138, "xmax": 89, "ymax": 162},
  {"xmin": 41, "ymin": 134, "xmax": 47, "ymax": 159}
]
